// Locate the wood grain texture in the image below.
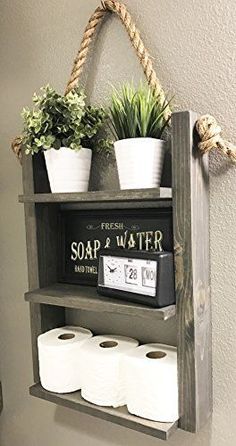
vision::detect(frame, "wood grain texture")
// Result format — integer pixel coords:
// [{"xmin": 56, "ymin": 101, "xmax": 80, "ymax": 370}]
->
[
  {"xmin": 29, "ymin": 384, "xmax": 178, "ymax": 440},
  {"xmin": 19, "ymin": 187, "xmax": 172, "ymax": 204},
  {"xmin": 22, "ymin": 153, "xmax": 65, "ymax": 382},
  {"xmin": 25, "ymin": 283, "xmax": 176, "ymax": 321},
  {"xmin": 172, "ymin": 111, "xmax": 212, "ymax": 432},
  {"xmin": 35, "ymin": 203, "xmax": 58, "ymax": 287},
  {"xmin": 59, "ymin": 200, "xmax": 172, "ymax": 210},
  {"xmin": 22, "ymin": 153, "xmax": 42, "ymax": 380}
]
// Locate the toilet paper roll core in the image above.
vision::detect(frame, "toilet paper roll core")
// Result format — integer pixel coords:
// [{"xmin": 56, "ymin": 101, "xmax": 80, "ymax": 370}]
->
[
  {"xmin": 58, "ymin": 333, "xmax": 75, "ymax": 340},
  {"xmin": 146, "ymin": 350, "xmax": 167, "ymax": 359},
  {"xmin": 99, "ymin": 340, "xmax": 118, "ymax": 348}
]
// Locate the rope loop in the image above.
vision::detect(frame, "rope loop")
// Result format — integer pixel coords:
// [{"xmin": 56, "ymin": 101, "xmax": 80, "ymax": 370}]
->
[
  {"xmin": 11, "ymin": 0, "xmax": 236, "ymax": 166},
  {"xmin": 65, "ymin": 0, "xmax": 170, "ymax": 122}
]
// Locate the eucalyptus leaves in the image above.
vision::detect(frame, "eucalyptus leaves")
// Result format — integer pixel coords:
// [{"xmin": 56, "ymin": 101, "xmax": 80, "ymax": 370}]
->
[{"xmin": 21, "ymin": 85, "xmax": 110, "ymax": 155}]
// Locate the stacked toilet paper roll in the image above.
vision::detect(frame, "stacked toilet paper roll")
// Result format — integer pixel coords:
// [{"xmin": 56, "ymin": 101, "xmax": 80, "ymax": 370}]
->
[
  {"xmin": 79, "ymin": 335, "xmax": 139, "ymax": 408},
  {"xmin": 38, "ymin": 326, "xmax": 92, "ymax": 393},
  {"xmin": 122, "ymin": 343, "xmax": 178, "ymax": 422}
]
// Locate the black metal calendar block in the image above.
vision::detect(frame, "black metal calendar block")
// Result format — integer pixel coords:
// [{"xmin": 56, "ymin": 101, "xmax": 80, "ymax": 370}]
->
[{"xmin": 97, "ymin": 249, "xmax": 175, "ymax": 308}]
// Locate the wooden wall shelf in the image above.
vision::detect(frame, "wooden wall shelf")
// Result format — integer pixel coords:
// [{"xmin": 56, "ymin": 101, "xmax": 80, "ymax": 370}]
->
[
  {"xmin": 19, "ymin": 188, "xmax": 172, "ymax": 210},
  {"xmin": 21, "ymin": 111, "xmax": 212, "ymax": 439},
  {"xmin": 25, "ymin": 283, "xmax": 176, "ymax": 320},
  {"xmin": 30, "ymin": 383, "xmax": 178, "ymax": 440},
  {"xmin": 19, "ymin": 188, "xmax": 172, "ymax": 203}
]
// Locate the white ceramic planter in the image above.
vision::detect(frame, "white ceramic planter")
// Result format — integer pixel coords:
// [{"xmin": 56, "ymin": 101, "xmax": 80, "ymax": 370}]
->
[
  {"xmin": 114, "ymin": 138, "xmax": 165, "ymax": 190},
  {"xmin": 44, "ymin": 147, "xmax": 92, "ymax": 193}
]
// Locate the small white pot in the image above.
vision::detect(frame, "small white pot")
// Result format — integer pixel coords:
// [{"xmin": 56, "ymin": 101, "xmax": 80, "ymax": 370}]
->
[
  {"xmin": 44, "ymin": 147, "xmax": 92, "ymax": 193},
  {"xmin": 114, "ymin": 138, "xmax": 165, "ymax": 190}
]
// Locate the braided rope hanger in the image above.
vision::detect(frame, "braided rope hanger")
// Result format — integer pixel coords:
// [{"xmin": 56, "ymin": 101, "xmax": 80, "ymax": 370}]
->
[{"xmin": 12, "ymin": 0, "xmax": 236, "ymax": 164}]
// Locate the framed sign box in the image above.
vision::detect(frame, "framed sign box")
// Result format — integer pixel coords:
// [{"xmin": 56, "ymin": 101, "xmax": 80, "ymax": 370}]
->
[{"xmin": 58, "ymin": 208, "xmax": 173, "ymax": 286}]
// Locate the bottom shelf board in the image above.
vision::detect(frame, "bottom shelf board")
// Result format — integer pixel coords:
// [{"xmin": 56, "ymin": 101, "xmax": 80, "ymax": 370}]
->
[{"xmin": 30, "ymin": 384, "xmax": 178, "ymax": 440}]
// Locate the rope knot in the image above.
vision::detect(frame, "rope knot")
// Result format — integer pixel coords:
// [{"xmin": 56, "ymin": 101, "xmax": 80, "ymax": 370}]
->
[
  {"xmin": 196, "ymin": 114, "xmax": 221, "ymax": 154},
  {"xmin": 196, "ymin": 114, "xmax": 236, "ymax": 163},
  {"xmin": 11, "ymin": 136, "xmax": 23, "ymax": 164}
]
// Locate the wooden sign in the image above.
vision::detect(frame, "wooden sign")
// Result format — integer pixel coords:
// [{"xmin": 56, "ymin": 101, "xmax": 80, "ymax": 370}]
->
[{"xmin": 58, "ymin": 208, "xmax": 173, "ymax": 285}]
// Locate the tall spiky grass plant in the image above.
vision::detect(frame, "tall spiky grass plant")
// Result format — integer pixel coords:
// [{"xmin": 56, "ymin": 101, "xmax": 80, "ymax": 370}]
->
[{"xmin": 109, "ymin": 83, "xmax": 171, "ymax": 141}]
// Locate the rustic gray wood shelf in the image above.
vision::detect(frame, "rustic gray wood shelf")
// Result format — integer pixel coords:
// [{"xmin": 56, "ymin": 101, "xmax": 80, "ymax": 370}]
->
[
  {"xmin": 30, "ymin": 383, "xmax": 178, "ymax": 440},
  {"xmin": 25, "ymin": 283, "xmax": 176, "ymax": 320},
  {"xmin": 19, "ymin": 187, "xmax": 172, "ymax": 203},
  {"xmin": 19, "ymin": 188, "xmax": 172, "ymax": 210},
  {"xmin": 21, "ymin": 111, "xmax": 212, "ymax": 440}
]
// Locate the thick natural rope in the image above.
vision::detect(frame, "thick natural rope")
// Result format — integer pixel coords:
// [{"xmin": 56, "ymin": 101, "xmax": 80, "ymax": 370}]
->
[
  {"xmin": 196, "ymin": 115, "xmax": 236, "ymax": 162},
  {"xmin": 11, "ymin": 136, "xmax": 23, "ymax": 163},
  {"xmin": 65, "ymin": 5, "xmax": 107, "ymax": 95},
  {"xmin": 65, "ymin": 0, "xmax": 169, "ymax": 117},
  {"xmin": 11, "ymin": 0, "xmax": 236, "ymax": 165}
]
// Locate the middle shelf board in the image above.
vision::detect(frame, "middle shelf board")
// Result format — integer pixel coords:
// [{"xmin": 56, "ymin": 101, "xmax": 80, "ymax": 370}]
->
[{"xmin": 25, "ymin": 283, "xmax": 176, "ymax": 321}]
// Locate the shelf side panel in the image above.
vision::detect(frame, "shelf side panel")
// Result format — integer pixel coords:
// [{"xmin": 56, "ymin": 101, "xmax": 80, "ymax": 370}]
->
[
  {"xmin": 172, "ymin": 111, "xmax": 212, "ymax": 432},
  {"xmin": 22, "ymin": 153, "xmax": 65, "ymax": 382}
]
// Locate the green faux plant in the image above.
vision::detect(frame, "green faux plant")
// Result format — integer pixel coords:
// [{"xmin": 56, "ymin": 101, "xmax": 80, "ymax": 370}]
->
[
  {"xmin": 21, "ymin": 85, "xmax": 111, "ymax": 155},
  {"xmin": 109, "ymin": 82, "xmax": 171, "ymax": 141}
]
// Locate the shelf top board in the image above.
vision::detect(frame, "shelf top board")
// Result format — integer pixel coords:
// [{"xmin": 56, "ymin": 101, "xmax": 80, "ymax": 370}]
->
[
  {"xmin": 30, "ymin": 384, "xmax": 178, "ymax": 440},
  {"xmin": 19, "ymin": 188, "xmax": 172, "ymax": 204},
  {"xmin": 25, "ymin": 283, "xmax": 176, "ymax": 321}
]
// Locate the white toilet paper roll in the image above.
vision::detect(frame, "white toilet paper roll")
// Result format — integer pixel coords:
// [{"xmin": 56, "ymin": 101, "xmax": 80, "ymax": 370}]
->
[
  {"xmin": 38, "ymin": 326, "xmax": 93, "ymax": 393},
  {"xmin": 122, "ymin": 343, "xmax": 178, "ymax": 422},
  {"xmin": 80, "ymin": 335, "xmax": 139, "ymax": 408}
]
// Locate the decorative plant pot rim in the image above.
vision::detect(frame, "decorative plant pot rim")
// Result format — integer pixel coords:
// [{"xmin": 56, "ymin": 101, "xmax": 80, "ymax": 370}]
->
[
  {"xmin": 114, "ymin": 137, "xmax": 165, "ymax": 143},
  {"xmin": 45, "ymin": 146, "xmax": 92, "ymax": 152},
  {"xmin": 44, "ymin": 147, "xmax": 92, "ymax": 160}
]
